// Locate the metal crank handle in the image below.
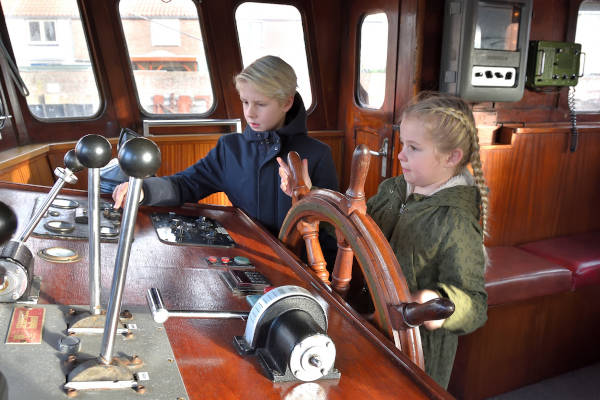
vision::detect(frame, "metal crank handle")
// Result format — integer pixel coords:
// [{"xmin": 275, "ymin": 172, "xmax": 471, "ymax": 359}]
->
[
  {"xmin": 17, "ymin": 149, "xmax": 83, "ymax": 242},
  {"xmin": 146, "ymin": 288, "xmax": 249, "ymax": 324}
]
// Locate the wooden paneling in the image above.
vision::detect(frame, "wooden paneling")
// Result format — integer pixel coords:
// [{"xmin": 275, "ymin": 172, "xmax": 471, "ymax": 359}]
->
[
  {"xmin": 152, "ymin": 134, "xmax": 231, "ymax": 206},
  {"xmin": 308, "ymin": 130, "xmax": 344, "ymax": 184},
  {"xmin": 449, "ymin": 285, "xmax": 600, "ymax": 400},
  {"xmin": 0, "ymin": 130, "xmax": 345, "ymax": 208},
  {"xmin": 481, "ymin": 124, "xmax": 600, "ymax": 246},
  {"xmin": 153, "ymin": 131, "xmax": 345, "ymax": 205},
  {"xmin": 0, "ymin": 153, "xmax": 53, "ymax": 186}
]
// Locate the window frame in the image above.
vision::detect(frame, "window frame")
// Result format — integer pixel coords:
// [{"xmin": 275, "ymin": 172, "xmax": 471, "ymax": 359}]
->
[
  {"xmin": 28, "ymin": 20, "xmax": 58, "ymax": 44},
  {"xmin": 233, "ymin": 1, "xmax": 316, "ymax": 114},
  {"xmin": 355, "ymin": 11, "xmax": 389, "ymax": 110},
  {"xmin": 118, "ymin": 0, "xmax": 217, "ymax": 118},
  {"xmin": 1, "ymin": 0, "xmax": 105, "ymax": 122},
  {"xmin": 572, "ymin": 0, "xmax": 600, "ymax": 114}
]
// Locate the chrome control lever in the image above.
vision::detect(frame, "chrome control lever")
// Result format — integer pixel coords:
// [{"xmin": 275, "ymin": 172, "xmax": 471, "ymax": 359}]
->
[
  {"xmin": 0, "ymin": 150, "xmax": 82, "ymax": 302},
  {"xmin": 75, "ymin": 134, "xmax": 112, "ymax": 316},
  {"xmin": 146, "ymin": 288, "xmax": 248, "ymax": 323},
  {"xmin": 99, "ymin": 137, "xmax": 161, "ymax": 365}
]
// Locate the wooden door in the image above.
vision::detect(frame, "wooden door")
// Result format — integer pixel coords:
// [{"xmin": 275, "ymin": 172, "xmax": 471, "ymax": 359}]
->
[{"xmin": 339, "ymin": 0, "xmax": 423, "ymax": 197}]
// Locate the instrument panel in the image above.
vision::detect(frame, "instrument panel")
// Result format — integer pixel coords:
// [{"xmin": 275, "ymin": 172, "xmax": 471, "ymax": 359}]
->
[{"xmin": 151, "ymin": 212, "xmax": 235, "ymax": 247}]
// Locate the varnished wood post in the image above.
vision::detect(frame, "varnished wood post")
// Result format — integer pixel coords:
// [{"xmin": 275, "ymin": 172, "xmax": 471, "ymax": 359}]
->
[
  {"xmin": 330, "ymin": 145, "xmax": 371, "ymax": 293},
  {"xmin": 296, "ymin": 218, "xmax": 329, "ymax": 283},
  {"xmin": 331, "ymin": 229, "xmax": 353, "ymax": 296},
  {"xmin": 288, "ymin": 151, "xmax": 329, "ymax": 283}
]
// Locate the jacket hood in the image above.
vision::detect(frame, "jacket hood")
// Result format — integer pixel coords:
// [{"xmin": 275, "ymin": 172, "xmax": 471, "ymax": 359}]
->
[
  {"xmin": 242, "ymin": 92, "xmax": 307, "ymax": 142},
  {"xmin": 401, "ymin": 170, "xmax": 481, "ymax": 219}
]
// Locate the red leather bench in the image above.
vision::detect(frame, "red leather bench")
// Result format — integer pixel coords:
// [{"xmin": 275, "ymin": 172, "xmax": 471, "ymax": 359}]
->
[
  {"xmin": 518, "ymin": 231, "xmax": 600, "ymax": 289},
  {"xmin": 485, "ymin": 246, "xmax": 573, "ymax": 305},
  {"xmin": 450, "ymin": 245, "xmax": 587, "ymax": 399}
]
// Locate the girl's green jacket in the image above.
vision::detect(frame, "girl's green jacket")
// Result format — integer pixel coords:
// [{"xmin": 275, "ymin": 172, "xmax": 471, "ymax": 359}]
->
[{"xmin": 367, "ymin": 174, "xmax": 488, "ymax": 389}]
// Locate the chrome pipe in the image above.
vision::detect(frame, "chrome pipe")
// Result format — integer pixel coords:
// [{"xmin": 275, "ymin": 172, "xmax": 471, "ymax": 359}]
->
[
  {"xmin": 99, "ymin": 177, "xmax": 142, "ymax": 364},
  {"xmin": 88, "ymin": 168, "xmax": 102, "ymax": 315}
]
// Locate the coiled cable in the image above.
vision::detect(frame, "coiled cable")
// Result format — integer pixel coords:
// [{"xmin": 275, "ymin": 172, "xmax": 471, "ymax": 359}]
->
[{"xmin": 568, "ymin": 86, "xmax": 578, "ymax": 152}]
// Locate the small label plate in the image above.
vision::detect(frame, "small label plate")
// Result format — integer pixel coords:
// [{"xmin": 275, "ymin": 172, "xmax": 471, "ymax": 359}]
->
[{"xmin": 6, "ymin": 307, "xmax": 45, "ymax": 344}]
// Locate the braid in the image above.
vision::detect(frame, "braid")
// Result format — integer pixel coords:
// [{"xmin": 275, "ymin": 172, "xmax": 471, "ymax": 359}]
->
[
  {"xmin": 468, "ymin": 128, "xmax": 489, "ymax": 237},
  {"xmin": 403, "ymin": 92, "xmax": 490, "ymax": 238},
  {"xmin": 429, "ymin": 107, "xmax": 489, "ymax": 235}
]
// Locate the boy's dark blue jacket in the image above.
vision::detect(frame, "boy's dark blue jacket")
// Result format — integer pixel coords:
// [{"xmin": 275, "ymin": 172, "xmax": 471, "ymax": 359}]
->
[{"xmin": 141, "ymin": 93, "xmax": 339, "ymax": 234}]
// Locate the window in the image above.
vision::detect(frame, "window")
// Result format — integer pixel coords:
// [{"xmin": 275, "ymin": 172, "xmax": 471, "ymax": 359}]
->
[
  {"xmin": 574, "ymin": 1, "xmax": 600, "ymax": 112},
  {"xmin": 1, "ymin": 0, "xmax": 101, "ymax": 119},
  {"xmin": 150, "ymin": 19, "xmax": 181, "ymax": 46},
  {"xmin": 29, "ymin": 21, "xmax": 57, "ymax": 43},
  {"xmin": 357, "ymin": 13, "xmax": 388, "ymax": 109},
  {"xmin": 120, "ymin": 0, "xmax": 214, "ymax": 114},
  {"xmin": 235, "ymin": 2, "xmax": 313, "ymax": 108}
]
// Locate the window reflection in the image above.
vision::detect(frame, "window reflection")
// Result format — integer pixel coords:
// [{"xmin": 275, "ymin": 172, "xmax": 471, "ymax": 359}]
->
[
  {"xmin": 357, "ymin": 13, "xmax": 388, "ymax": 109},
  {"xmin": 1, "ymin": 0, "xmax": 101, "ymax": 119},
  {"xmin": 574, "ymin": 0, "xmax": 600, "ymax": 112},
  {"xmin": 236, "ymin": 2, "xmax": 313, "ymax": 109},
  {"xmin": 119, "ymin": 0, "xmax": 214, "ymax": 115}
]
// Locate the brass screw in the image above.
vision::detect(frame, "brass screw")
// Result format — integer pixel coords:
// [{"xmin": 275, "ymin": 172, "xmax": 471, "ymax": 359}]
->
[
  {"xmin": 66, "ymin": 388, "xmax": 78, "ymax": 397},
  {"xmin": 120, "ymin": 309, "xmax": 133, "ymax": 319},
  {"xmin": 124, "ymin": 330, "xmax": 134, "ymax": 339},
  {"xmin": 132, "ymin": 355, "xmax": 142, "ymax": 365},
  {"xmin": 135, "ymin": 384, "xmax": 146, "ymax": 394}
]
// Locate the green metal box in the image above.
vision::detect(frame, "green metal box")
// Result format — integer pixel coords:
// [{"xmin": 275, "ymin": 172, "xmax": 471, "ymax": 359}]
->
[{"xmin": 526, "ymin": 40, "xmax": 582, "ymax": 87}]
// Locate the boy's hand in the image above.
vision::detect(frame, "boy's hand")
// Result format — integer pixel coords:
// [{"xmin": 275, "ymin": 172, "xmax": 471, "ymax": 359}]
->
[
  {"xmin": 277, "ymin": 157, "xmax": 311, "ymax": 197},
  {"xmin": 112, "ymin": 182, "xmax": 130, "ymax": 209}
]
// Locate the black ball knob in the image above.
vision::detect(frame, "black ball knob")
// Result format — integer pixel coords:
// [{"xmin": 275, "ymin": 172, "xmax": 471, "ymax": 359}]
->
[
  {"xmin": 63, "ymin": 149, "xmax": 84, "ymax": 173},
  {"xmin": 0, "ymin": 201, "xmax": 17, "ymax": 245},
  {"xmin": 75, "ymin": 134, "xmax": 112, "ymax": 168},
  {"xmin": 118, "ymin": 137, "xmax": 161, "ymax": 179}
]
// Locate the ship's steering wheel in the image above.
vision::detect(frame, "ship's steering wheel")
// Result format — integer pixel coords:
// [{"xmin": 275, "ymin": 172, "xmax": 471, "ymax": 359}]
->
[{"xmin": 279, "ymin": 145, "xmax": 454, "ymax": 369}]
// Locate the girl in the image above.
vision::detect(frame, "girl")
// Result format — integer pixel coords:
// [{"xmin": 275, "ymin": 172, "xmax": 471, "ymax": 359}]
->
[
  {"xmin": 279, "ymin": 91, "xmax": 488, "ymax": 389},
  {"xmin": 113, "ymin": 55, "xmax": 338, "ymax": 235}
]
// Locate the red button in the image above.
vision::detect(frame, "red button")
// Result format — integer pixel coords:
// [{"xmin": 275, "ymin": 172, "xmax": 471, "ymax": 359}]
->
[
  {"xmin": 207, "ymin": 256, "xmax": 218, "ymax": 264},
  {"xmin": 220, "ymin": 257, "xmax": 231, "ymax": 264}
]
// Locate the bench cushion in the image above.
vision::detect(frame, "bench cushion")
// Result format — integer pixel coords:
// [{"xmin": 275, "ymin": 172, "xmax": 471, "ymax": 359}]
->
[
  {"xmin": 485, "ymin": 246, "xmax": 572, "ymax": 306},
  {"xmin": 518, "ymin": 232, "xmax": 600, "ymax": 289}
]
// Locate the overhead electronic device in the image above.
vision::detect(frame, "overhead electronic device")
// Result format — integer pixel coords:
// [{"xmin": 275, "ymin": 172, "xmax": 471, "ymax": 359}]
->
[{"xmin": 439, "ymin": 0, "xmax": 534, "ymax": 101}]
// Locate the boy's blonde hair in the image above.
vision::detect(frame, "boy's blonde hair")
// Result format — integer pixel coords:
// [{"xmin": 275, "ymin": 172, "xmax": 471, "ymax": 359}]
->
[
  {"xmin": 403, "ymin": 91, "xmax": 489, "ymax": 236},
  {"xmin": 234, "ymin": 55, "xmax": 297, "ymax": 103}
]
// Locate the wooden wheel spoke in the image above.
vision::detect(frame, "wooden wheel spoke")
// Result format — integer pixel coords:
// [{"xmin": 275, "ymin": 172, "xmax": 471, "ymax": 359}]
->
[
  {"xmin": 296, "ymin": 217, "xmax": 329, "ymax": 283},
  {"xmin": 331, "ymin": 228, "xmax": 353, "ymax": 296}
]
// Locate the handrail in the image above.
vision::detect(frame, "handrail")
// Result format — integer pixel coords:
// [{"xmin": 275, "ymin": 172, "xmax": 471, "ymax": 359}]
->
[{"xmin": 142, "ymin": 118, "xmax": 242, "ymax": 136}]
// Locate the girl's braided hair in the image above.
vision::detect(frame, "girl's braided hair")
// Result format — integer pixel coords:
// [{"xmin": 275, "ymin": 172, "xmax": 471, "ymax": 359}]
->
[{"xmin": 403, "ymin": 91, "xmax": 489, "ymax": 236}]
